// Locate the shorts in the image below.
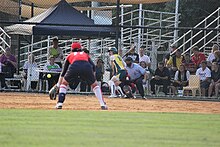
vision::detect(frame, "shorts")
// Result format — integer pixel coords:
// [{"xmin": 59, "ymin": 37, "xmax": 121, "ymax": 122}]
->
[
  {"xmin": 115, "ymin": 70, "xmax": 126, "ymax": 82},
  {"xmin": 200, "ymin": 81, "xmax": 210, "ymax": 89},
  {"xmin": 64, "ymin": 61, "xmax": 96, "ymax": 86}
]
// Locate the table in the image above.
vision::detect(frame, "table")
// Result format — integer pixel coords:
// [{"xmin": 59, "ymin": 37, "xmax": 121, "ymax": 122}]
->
[{"xmin": 35, "ymin": 69, "xmax": 61, "ymax": 92}]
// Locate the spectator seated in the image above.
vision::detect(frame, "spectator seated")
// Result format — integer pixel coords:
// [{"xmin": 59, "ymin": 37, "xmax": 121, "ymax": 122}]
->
[
  {"xmin": 171, "ymin": 64, "xmax": 190, "ymax": 95},
  {"xmin": 150, "ymin": 62, "xmax": 171, "ymax": 95},
  {"xmin": 208, "ymin": 62, "xmax": 220, "ymax": 97},
  {"xmin": 195, "ymin": 61, "xmax": 211, "ymax": 96}
]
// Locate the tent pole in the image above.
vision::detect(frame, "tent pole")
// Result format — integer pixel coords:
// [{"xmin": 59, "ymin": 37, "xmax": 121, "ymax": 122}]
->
[
  {"xmin": 17, "ymin": 35, "xmax": 21, "ymax": 74},
  {"xmin": 19, "ymin": 0, "xmax": 22, "ymax": 21},
  {"xmin": 115, "ymin": 0, "xmax": 120, "ymax": 49},
  {"xmin": 47, "ymin": 36, "xmax": 50, "ymax": 60},
  {"xmin": 26, "ymin": 35, "xmax": 34, "ymax": 91},
  {"xmin": 174, "ymin": 0, "xmax": 179, "ymax": 42},
  {"xmin": 121, "ymin": 4, "xmax": 124, "ymax": 50},
  {"xmin": 31, "ymin": 3, "xmax": 34, "ymax": 17},
  {"xmin": 88, "ymin": 39, "xmax": 91, "ymax": 53},
  {"xmin": 138, "ymin": 3, "xmax": 143, "ymax": 53}
]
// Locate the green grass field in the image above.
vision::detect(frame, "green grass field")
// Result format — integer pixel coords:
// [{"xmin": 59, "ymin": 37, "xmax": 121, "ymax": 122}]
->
[{"xmin": 0, "ymin": 109, "xmax": 220, "ymax": 147}]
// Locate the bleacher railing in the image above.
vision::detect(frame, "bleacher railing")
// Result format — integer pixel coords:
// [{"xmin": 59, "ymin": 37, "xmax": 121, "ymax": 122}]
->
[
  {"xmin": 0, "ymin": 27, "xmax": 11, "ymax": 52},
  {"xmin": 170, "ymin": 7, "xmax": 220, "ymax": 55}
]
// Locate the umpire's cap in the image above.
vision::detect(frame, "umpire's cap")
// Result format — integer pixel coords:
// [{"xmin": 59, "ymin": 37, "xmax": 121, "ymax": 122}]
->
[
  {"xmin": 125, "ymin": 57, "xmax": 133, "ymax": 62},
  {"xmin": 71, "ymin": 42, "xmax": 82, "ymax": 51}
]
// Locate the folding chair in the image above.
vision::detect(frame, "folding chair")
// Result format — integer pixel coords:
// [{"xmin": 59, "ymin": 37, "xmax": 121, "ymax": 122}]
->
[{"xmin": 183, "ymin": 75, "xmax": 201, "ymax": 97}]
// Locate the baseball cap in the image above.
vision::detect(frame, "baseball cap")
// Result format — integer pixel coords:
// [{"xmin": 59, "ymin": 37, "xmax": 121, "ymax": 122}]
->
[
  {"xmin": 125, "ymin": 57, "xmax": 133, "ymax": 61},
  {"xmin": 71, "ymin": 42, "xmax": 81, "ymax": 50}
]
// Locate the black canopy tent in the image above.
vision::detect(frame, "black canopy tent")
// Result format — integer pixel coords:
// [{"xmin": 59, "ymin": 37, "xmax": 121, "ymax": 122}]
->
[
  {"xmin": 5, "ymin": 0, "xmax": 116, "ymax": 91},
  {"xmin": 6, "ymin": 0, "xmax": 116, "ymax": 37}
]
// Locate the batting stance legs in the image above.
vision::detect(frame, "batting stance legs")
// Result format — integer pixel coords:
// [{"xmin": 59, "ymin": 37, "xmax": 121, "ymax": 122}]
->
[{"xmin": 56, "ymin": 61, "xmax": 107, "ymax": 110}]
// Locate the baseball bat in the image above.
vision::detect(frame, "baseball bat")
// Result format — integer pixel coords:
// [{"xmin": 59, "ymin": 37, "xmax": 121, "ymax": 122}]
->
[{"xmin": 122, "ymin": 46, "xmax": 136, "ymax": 58}]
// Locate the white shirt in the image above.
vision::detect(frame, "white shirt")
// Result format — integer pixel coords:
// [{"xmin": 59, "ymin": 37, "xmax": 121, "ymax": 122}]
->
[
  {"xmin": 139, "ymin": 54, "xmax": 151, "ymax": 64},
  {"xmin": 23, "ymin": 61, "xmax": 39, "ymax": 81},
  {"xmin": 174, "ymin": 70, "xmax": 190, "ymax": 81},
  {"xmin": 23, "ymin": 61, "xmax": 38, "ymax": 70},
  {"xmin": 207, "ymin": 53, "xmax": 215, "ymax": 63},
  {"xmin": 196, "ymin": 67, "xmax": 211, "ymax": 81}
]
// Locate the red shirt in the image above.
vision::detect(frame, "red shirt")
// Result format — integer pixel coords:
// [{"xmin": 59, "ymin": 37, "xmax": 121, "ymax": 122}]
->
[
  {"xmin": 66, "ymin": 52, "xmax": 89, "ymax": 64},
  {"xmin": 192, "ymin": 52, "xmax": 206, "ymax": 67}
]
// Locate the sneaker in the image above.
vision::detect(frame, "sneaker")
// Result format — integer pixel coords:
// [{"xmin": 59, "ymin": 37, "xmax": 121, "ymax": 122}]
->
[
  {"xmin": 108, "ymin": 94, "xmax": 117, "ymax": 98},
  {"xmin": 142, "ymin": 96, "xmax": 147, "ymax": 100},
  {"xmin": 101, "ymin": 105, "xmax": 108, "ymax": 110},
  {"xmin": 55, "ymin": 103, "xmax": 63, "ymax": 109}
]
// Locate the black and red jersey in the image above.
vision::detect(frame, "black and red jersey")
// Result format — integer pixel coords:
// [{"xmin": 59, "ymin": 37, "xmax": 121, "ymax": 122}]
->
[{"xmin": 66, "ymin": 52, "xmax": 89, "ymax": 64}]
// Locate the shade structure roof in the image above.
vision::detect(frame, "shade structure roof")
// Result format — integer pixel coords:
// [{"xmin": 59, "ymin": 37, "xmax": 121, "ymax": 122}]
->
[
  {"xmin": 5, "ymin": 0, "xmax": 116, "ymax": 38},
  {"xmin": 22, "ymin": 0, "xmax": 173, "ymax": 8},
  {"xmin": 21, "ymin": 5, "xmax": 121, "ymax": 18}
]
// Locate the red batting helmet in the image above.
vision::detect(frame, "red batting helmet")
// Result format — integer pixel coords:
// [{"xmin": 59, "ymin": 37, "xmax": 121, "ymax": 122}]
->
[{"xmin": 71, "ymin": 42, "xmax": 81, "ymax": 51}]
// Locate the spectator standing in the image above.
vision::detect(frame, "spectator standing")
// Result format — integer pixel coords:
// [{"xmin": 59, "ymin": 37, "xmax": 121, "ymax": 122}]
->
[
  {"xmin": 123, "ymin": 46, "xmax": 139, "ymax": 63},
  {"xmin": 43, "ymin": 56, "xmax": 61, "ymax": 90},
  {"xmin": 196, "ymin": 61, "xmax": 211, "ymax": 96},
  {"xmin": 207, "ymin": 44, "xmax": 219, "ymax": 67},
  {"xmin": 208, "ymin": 62, "xmax": 220, "ymax": 97},
  {"xmin": 192, "ymin": 46, "xmax": 206, "ymax": 68},
  {"xmin": 166, "ymin": 49, "xmax": 184, "ymax": 77},
  {"xmin": 139, "ymin": 46, "xmax": 151, "ymax": 68},
  {"xmin": 150, "ymin": 62, "xmax": 171, "ymax": 95},
  {"xmin": 140, "ymin": 61, "xmax": 151, "ymax": 93},
  {"xmin": 125, "ymin": 57, "xmax": 148, "ymax": 99},
  {"xmin": 212, "ymin": 50, "xmax": 220, "ymax": 65},
  {"xmin": 164, "ymin": 45, "xmax": 177, "ymax": 65},
  {"xmin": 23, "ymin": 54, "xmax": 38, "ymax": 90},
  {"xmin": 182, "ymin": 53, "xmax": 196, "ymax": 74},
  {"xmin": 48, "ymin": 38, "xmax": 64, "ymax": 67},
  {"xmin": 172, "ymin": 64, "xmax": 190, "ymax": 94},
  {"xmin": 95, "ymin": 58, "xmax": 104, "ymax": 86}
]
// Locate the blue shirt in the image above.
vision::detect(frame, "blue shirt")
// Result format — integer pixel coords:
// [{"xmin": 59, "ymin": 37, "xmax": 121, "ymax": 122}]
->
[{"xmin": 126, "ymin": 63, "xmax": 146, "ymax": 80}]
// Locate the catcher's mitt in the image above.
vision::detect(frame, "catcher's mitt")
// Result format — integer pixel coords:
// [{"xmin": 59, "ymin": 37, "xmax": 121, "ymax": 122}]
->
[
  {"xmin": 123, "ymin": 85, "xmax": 133, "ymax": 98},
  {"xmin": 49, "ymin": 85, "xmax": 59, "ymax": 100}
]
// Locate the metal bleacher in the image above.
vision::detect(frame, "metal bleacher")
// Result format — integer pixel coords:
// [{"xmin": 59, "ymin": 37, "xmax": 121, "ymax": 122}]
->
[
  {"xmin": 170, "ymin": 7, "xmax": 220, "ymax": 56},
  {"xmin": 19, "ymin": 7, "xmax": 178, "ymax": 72}
]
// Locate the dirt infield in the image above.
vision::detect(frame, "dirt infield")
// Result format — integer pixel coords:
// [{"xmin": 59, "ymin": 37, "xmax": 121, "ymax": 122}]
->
[{"xmin": 0, "ymin": 92, "xmax": 219, "ymax": 114}]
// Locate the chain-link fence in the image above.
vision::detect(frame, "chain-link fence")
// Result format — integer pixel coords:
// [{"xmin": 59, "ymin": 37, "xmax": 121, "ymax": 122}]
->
[{"xmin": 0, "ymin": 0, "xmax": 220, "ymax": 99}]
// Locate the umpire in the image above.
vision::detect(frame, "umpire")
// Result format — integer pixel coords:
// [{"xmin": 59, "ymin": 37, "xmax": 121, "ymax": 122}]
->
[{"xmin": 125, "ymin": 57, "xmax": 148, "ymax": 99}]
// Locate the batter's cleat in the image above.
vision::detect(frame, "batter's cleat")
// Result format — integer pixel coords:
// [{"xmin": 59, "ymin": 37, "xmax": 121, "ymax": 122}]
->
[
  {"xmin": 55, "ymin": 103, "xmax": 63, "ymax": 109},
  {"xmin": 108, "ymin": 94, "xmax": 117, "ymax": 98},
  {"xmin": 101, "ymin": 105, "xmax": 108, "ymax": 110}
]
